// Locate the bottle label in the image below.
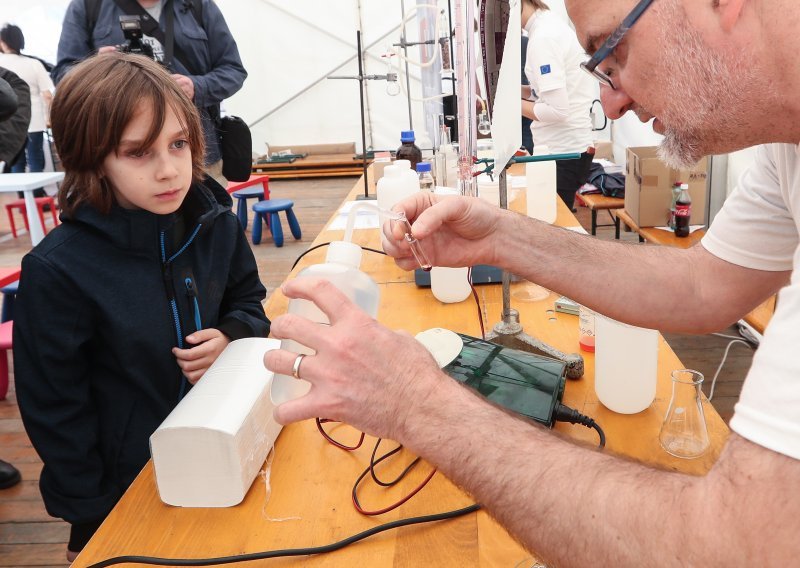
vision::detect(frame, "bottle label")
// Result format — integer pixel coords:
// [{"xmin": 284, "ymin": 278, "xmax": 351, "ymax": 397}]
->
[{"xmin": 675, "ymin": 204, "xmax": 691, "ymax": 217}]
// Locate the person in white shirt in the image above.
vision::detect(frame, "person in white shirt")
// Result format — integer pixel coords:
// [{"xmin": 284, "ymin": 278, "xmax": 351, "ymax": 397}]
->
[
  {"xmin": 520, "ymin": 0, "xmax": 596, "ymax": 210},
  {"xmin": 264, "ymin": 0, "xmax": 800, "ymax": 564},
  {"xmin": 0, "ymin": 25, "xmax": 54, "ymax": 196}
]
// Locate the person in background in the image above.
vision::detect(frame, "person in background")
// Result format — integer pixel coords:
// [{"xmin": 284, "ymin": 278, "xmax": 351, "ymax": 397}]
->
[
  {"xmin": 15, "ymin": 53, "xmax": 270, "ymax": 561},
  {"xmin": 520, "ymin": 0, "xmax": 595, "ymax": 211},
  {"xmin": 520, "ymin": 34, "xmax": 533, "ymax": 155},
  {"xmin": 264, "ymin": 0, "xmax": 800, "ymax": 565},
  {"xmin": 53, "ymin": 0, "xmax": 246, "ymax": 186},
  {"xmin": 0, "ymin": 24, "xmax": 55, "ymax": 197},
  {"xmin": 0, "ymin": 69, "xmax": 29, "ymax": 491},
  {"xmin": 0, "ymin": 66, "xmax": 30, "ymax": 171}
]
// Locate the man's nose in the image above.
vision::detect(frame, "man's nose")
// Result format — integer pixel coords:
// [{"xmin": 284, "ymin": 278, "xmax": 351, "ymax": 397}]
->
[{"xmin": 600, "ymin": 83, "xmax": 636, "ymax": 120}]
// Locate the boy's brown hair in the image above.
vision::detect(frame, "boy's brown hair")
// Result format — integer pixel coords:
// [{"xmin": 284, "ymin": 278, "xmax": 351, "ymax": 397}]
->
[{"xmin": 51, "ymin": 52, "xmax": 205, "ymax": 216}]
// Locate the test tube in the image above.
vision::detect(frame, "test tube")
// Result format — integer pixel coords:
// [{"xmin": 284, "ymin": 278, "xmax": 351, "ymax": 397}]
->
[{"xmin": 386, "ymin": 210, "xmax": 432, "ymax": 271}]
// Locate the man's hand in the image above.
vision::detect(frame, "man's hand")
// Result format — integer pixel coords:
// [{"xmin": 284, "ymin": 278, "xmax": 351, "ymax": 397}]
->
[
  {"xmin": 97, "ymin": 46, "xmax": 117, "ymax": 54},
  {"xmin": 264, "ymin": 278, "xmax": 445, "ymax": 441},
  {"xmin": 171, "ymin": 74, "xmax": 195, "ymax": 100},
  {"xmin": 173, "ymin": 328, "xmax": 230, "ymax": 384},
  {"xmin": 382, "ymin": 192, "xmax": 505, "ymax": 272}
]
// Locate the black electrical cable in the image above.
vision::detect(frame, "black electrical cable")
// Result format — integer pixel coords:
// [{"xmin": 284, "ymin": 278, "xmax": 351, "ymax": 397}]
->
[
  {"xmin": 85, "ymin": 504, "xmax": 481, "ymax": 568},
  {"xmin": 553, "ymin": 403, "xmax": 606, "ymax": 448},
  {"xmin": 290, "ymin": 242, "xmax": 389, "ymax": 271}
]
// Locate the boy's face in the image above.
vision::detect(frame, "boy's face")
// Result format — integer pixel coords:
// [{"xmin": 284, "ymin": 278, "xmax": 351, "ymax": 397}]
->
[{"xmin": 102, "ymin": 102, "xmax": 193, "ymax": 214}]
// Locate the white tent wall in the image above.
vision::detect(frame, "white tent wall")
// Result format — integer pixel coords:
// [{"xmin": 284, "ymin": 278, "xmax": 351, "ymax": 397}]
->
[{"xmin": 218, "ymin": 0, "xmax": 447, "ymax": 156}]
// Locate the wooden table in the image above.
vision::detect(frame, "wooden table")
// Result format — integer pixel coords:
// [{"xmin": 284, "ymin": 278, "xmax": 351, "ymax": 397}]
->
[
  {"xmin": 577, "ymin": 193, "xmax": 624, "ymax": 237},
  {"xmin": 252, "ymin": 153, "xmax": 369, "ymax": 179},
  {"xmin": 73, "ymin": 173, "xmax": 729, "ymax": 567},
  {"xmin": 615, "ymin": 208, "xmax": 706, "ymax": 248},
  {"xmin": 0, "ymin": 172, "xmax": 64, "ymax": 246}
]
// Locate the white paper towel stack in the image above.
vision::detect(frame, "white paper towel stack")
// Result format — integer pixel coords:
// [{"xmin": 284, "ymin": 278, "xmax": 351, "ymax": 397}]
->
[{"xmin": 150, "ymin": 337, "xmax": 282, "ymax": 507}]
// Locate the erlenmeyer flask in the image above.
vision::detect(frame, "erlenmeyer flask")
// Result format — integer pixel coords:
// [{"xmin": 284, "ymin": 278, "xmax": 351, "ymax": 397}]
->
[{"xmin": 659, "ymin": 369, "xmax": 710, "ymax": 459}]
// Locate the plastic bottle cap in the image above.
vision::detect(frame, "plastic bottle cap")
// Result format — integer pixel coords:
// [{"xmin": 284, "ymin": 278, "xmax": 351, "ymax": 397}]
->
[
  {"xmin": 401, "ymin": 130, "xmax": 416, "ymax": 143},
  {"xmin": 326, "ymin": 241, "xmax": 363, "ymax": 269},
  {"xmin": 395, "ymin": 159, "xmax": 411, "ymax": 170},
  {"xmin": 416, "ymin": 162, "xmax": 431, "ymax": 173}
]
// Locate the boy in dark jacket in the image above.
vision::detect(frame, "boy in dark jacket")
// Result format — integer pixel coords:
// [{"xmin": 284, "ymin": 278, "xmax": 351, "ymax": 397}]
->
[{"xmin": 14, "ymin": 52, "xmax": 270, "ymax": 561}]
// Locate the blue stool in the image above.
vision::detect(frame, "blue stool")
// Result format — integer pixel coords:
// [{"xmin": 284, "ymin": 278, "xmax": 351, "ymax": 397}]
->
[
  {"xmin": 1, "ymin": 281, "xmax": 18, "ymax": 323},
  {"xmin": 231, "ymin": 187, "xmax": 265, "ymax": 230},
  {"xmin": 252, "ymin": 199, "xmax": 301, "ymax": 247}
]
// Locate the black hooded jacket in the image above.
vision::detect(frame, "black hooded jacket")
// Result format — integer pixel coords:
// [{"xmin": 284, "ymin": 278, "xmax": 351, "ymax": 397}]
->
[
  {"xmin": 14, "ymin": 180, "xmax": 270, "ymax": 540},
  {"xmin": 0, "ymin": 67, "xmax": 31, "ymax": 166}
]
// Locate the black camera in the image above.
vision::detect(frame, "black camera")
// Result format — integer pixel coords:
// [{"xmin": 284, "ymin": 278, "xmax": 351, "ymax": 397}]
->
[{"xmin": 117, "ymin": 15, "xmax": 156, "ymax": 60}]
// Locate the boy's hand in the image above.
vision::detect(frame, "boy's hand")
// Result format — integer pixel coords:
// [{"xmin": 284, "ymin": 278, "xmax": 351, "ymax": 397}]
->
[{"xmin": 173, "ymin": 329, "xmax": 230, "ymax": 384}]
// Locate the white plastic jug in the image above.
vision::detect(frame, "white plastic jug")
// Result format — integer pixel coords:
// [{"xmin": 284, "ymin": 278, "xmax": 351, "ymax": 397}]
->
[
  {"xmin": 594, "ymin": 315, "xmax": 658, "ymax": 414},
  {"xmin": 377, "ymin": 163, "xmax": 420, "ymax": 211}
]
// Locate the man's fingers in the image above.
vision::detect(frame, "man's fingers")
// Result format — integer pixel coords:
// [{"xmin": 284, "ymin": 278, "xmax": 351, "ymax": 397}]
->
[
  {"xmin": 264, "ymin": 349, "xmax": 316, "ymax": 383},
  {"xmin": 280, "ymin": 278, "xmax": 359, "ymax": 326}
]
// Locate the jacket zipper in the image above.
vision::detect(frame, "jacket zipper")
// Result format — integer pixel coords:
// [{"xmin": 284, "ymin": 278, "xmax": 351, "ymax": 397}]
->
[{"xmin": 160, "ymin": 223, "xmax": 203, "ymax": 399}]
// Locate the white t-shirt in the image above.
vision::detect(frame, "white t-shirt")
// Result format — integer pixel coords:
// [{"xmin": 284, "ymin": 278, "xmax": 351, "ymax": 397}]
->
[
  {"xmin": 702, "ymin": 143, "xmax": 800, "ymax": 460},
  {"xmin": 0, "ymin": 53, "xmax": 54, "ymax": 133},
  {"xmin": 523, "ymin": 11, "xmax": 595, "ymax": 154}
]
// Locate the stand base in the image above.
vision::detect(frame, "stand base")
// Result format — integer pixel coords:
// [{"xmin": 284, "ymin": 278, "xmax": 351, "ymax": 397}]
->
[
  {"xmin": 486, "ymin": 309, "xmax": 584, "ymax": 379},
  {"xmin": 356, "ymin": 194, "xmax": 376, "ymax": 201}
]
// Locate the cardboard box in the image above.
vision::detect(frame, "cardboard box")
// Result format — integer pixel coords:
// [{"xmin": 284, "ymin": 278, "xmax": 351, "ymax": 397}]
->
[{"xmin": 624, "ymin": 146, "xmax": 708, "ymax": 227}]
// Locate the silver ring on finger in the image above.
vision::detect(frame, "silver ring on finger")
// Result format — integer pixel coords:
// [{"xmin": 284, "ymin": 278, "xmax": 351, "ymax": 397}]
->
[{"xmin": 291, "ymin": 353, "xmax": 306, "ymax": 380}]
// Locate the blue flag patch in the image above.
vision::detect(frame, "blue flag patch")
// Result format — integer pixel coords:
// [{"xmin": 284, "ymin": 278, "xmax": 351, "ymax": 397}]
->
[{"xmin": 540, "ymin": 64, "xmax": 551, "ymax": 75}]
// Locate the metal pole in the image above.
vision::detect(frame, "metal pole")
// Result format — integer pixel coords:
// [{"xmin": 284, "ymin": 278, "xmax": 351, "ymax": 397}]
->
[
  {"xmin": 357, "ymin": 31, "xmax": 369, "ymax": 199},
  {"xmin": 400, "ymin": 0, "xmax": 413, "ymax": 130}
]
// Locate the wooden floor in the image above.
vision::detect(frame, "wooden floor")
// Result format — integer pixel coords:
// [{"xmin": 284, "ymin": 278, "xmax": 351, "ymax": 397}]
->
[{"xmin": 0, "ymin": 182, "xmax": 753, "ymax": 566}]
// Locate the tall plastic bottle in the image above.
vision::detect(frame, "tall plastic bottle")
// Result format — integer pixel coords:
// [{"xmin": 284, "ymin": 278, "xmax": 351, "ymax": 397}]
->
[
  {"xmin": 396, "ymin": 130, "xmax": 423, "ymax": 170},
  {"xmin": 376, "ymin": 164, "xmax": 419, "ymax": 212},
  {"xmin": 271, "ymin": 239, "xmax": 380, "ymax": 405},
  {"xmin": 525, "ymin": 145, "xmax": 557, "ymax": 223}
]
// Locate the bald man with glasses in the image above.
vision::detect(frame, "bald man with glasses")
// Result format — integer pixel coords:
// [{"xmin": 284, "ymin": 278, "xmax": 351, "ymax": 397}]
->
[{"xmin": 265, "ymin": 2, "xmax": 800, "ymax": 564}]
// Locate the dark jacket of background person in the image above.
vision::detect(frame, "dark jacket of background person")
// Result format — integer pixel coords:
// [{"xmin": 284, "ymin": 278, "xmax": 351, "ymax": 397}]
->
[
  {"xmin": 15, "ymin": 180, "xmax": 270, "ymax": 550},
  {"xmin": 52, "ymin": 0, "xmax": 247, "ymax": 166},
  {"xmin": 520, "ymin": 35, "xmax": 533, "ymax": 154},
  {"xmin": 0, "ymin": 67, "xmax": 31, "ymax": 166}
]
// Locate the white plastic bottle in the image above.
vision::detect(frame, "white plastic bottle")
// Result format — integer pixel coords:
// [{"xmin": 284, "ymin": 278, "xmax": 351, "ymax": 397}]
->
[
  {"xmin": 594, "ymin": 314, "xmax": 658, "ymax": 414},
  {"xmin": 271, "ymin": 240, "xmax": 380, "ymax": 404},
  {"xmin": 377, "ymin": 163, "xmax": 420, "ymax": 212},
  {"xmin": 525, "ymin": 145, "xmax": 557, "ymax": 223},
  {"xmin": 430, "ymin": 267, "xmax": 472, "ymax": 303}
]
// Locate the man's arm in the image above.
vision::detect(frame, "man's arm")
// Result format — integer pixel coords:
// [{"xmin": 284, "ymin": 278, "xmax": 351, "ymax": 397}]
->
[
  {"xmin": 266, "ymin": 279, "xmax": 800, "ymax": 566},
  {"xmin": 386, "ymin": 194, "xmax": 788, "ymax": 334},
  {"xmin": 186, "ymin": 0, "xmax": 247, "ymax": 108},
  {"xmin": 52, "ymin": 0, "xmax": 93, "ymax": 84}
]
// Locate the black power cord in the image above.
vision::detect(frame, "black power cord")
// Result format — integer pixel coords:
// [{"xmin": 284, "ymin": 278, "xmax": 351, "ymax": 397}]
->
[
  {"xmin": 85, "ymin": 505, "xmax": 480, "ymax": 567},
  {"xmin": 290, "ymin": 242, "xmax": 387, "ymax": 271},
  {"xmin": 554, "ymin": 403, "xmax": 606, "ymax": 448}
]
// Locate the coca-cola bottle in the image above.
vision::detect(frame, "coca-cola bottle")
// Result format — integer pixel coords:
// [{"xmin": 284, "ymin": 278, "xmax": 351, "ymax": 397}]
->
[
  {"xmin": 669, "ymin": 182, "xmax": 682, "ymax": 230},
  {"xmin": 674, "ymin": 183, "xmax": 691, "ymax": 238}
]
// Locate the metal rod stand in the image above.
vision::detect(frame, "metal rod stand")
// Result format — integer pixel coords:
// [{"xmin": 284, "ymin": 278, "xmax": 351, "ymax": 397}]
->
[{"xmin": 484, "ymin": 168, "xmax": 584, "ymax": 379}]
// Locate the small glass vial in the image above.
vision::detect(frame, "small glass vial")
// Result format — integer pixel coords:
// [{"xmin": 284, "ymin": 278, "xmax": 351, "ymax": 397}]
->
[
  {"xmin": 416, "ymin": 162, "xmax": 434, "ymax": 193},
  {"xmin": 659, "ymin": 369, "xmax": 710, "ymax": 459}
]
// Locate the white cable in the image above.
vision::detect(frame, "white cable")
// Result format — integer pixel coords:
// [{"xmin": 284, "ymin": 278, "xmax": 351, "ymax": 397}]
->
[
  {"xmin": 711, "ymin": 332, "xmax": 746, "ymax": 341},
  {"xmin": 395, "ymin": 3, "xmax": 442, "ymax": 68},
  {"xmin": 707, "ymin": 339, "xmax": 752, "ymax": 401}
]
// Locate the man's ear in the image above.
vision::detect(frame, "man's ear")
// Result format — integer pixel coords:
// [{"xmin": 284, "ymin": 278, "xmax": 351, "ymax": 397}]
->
[{"xmin": 715, "ymin": 0, "xmax": 747, "ymax": 32}]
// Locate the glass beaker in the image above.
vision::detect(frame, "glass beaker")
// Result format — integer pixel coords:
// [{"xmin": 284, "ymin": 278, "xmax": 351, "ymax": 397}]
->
[{"xmin": 659, "ymin": 369, "xmax": 710, "ymax": 459}]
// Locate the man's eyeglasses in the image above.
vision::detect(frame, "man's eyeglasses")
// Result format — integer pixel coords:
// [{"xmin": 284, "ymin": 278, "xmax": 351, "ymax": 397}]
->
[{"xmin": 580, "ymin": 0, "xmax": 656, "ymax": 90}]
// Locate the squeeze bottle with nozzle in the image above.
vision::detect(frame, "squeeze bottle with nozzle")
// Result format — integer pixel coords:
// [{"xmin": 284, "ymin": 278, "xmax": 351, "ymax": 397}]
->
[{"xmin": 271, "ymin": 205, "xmax": 381, "ymax": 405}]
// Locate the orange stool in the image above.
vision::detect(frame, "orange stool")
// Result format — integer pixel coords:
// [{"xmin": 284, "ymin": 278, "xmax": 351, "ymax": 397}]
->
[
  {"xmin": 5, "ymin": 196, "xmax": 59, "ymax": 238},
  {"xmin": 0, "ymin": 320, "xmax": 12, "ymax": 400}
]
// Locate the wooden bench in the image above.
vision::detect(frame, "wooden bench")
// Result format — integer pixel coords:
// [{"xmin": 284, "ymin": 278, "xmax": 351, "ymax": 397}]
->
[
  {"xmin": 614, "ymin": 209, "xmax": 705, "ymax": 248},
  {"xmin": 253, "ymin": 143, "xmax": 369, "ymax": 179},
  {"xmin": 577, "ymin": 193, "xmax": 624, "ymax": 237}
]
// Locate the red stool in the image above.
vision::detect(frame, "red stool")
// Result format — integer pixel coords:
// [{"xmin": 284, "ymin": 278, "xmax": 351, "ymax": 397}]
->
[
  {"xmin": 0, "ymin": 320, "xmax": 13, "ymax": 400},
  {"xmin": 5, "ymin": 196, "xmax": 59, "ymax": 238}
]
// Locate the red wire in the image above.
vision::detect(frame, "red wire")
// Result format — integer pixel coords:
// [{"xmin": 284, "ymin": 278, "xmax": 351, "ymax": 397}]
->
[{"xmin": 316, "ymin": 418, "xmax": 365, "ymax": 451}]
